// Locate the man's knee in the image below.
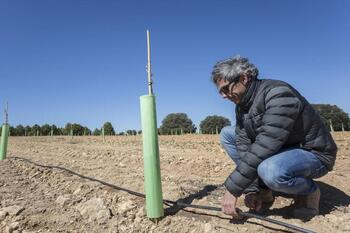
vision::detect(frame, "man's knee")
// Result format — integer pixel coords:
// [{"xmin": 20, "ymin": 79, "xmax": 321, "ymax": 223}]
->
[
  {"xmin": 220, "ymin": 126, "xmax": 235, "ymax": 146},
  {"xmin": 257, "ymin": 160, "xmax": 289, "ymax": 191}
]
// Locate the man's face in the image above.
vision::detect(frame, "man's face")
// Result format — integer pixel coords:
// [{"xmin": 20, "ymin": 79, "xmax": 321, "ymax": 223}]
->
[{"xmin": 216, "ymin": 76, "xmax": 248, "ymax": 104}]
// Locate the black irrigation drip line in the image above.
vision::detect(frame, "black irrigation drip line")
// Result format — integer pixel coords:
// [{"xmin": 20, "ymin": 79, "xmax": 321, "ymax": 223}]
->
[
  {"xmin": 163, "ymin": 201, "xmax": 315, "ymax": 233},
  {"xmin": 9, "ymin": 156, "xmax": 315, "ymax": 233}
]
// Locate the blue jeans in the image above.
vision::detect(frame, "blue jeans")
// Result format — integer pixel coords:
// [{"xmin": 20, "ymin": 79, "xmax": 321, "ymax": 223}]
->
[{"xmin": 220, "ymin": 126, "xmax": 328, "ymax": 195}]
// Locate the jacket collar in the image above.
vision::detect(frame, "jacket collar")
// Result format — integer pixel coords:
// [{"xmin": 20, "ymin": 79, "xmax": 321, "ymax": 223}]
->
[{"xmin": 238, "ymin": 78, "xmax": 260, "ymax": 111}]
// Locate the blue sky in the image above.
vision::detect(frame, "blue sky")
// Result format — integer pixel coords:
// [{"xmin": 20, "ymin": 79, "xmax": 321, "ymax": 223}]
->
[{"xmin": 1, "ymin": 0, "xmax": 349, "ymax": 131}]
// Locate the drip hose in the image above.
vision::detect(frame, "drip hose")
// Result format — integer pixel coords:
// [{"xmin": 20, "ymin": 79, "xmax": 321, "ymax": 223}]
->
[{"xmin": 9, "ymin": 157, "xmax": 315, "ymax": 233}]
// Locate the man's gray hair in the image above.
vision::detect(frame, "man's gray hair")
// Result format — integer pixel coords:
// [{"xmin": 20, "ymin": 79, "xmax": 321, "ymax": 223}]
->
[{"xmin": 211, "ymin": 55, "xmax": 259, "ymax": 84}]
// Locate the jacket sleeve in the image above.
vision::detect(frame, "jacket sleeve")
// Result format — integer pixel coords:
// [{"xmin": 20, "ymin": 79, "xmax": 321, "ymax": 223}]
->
[{"xmin": 225, "ymin": 86, "xmax": 303, "ymax": 197}]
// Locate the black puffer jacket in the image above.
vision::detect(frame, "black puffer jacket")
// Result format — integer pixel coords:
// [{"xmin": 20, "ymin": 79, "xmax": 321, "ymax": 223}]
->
[{"xmin": 224, "ymin": 79, "xmax": 337, "ymax": 197}]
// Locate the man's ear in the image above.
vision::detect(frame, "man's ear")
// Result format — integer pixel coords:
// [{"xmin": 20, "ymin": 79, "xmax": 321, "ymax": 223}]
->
[{"xmin": 240, "ymin": 75, "xmax": 251, "ymax": 86}]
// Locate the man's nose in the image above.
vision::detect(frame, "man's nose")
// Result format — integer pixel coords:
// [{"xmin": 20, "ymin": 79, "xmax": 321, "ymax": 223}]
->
[{"xmin": 221, "ymin": 93, "xmax": 228, "ymax": 99}]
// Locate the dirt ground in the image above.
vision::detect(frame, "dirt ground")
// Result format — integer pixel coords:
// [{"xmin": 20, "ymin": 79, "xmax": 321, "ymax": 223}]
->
[{"xmin": 0, "ymin": 132, "xmax": 350, "ymax": 233}]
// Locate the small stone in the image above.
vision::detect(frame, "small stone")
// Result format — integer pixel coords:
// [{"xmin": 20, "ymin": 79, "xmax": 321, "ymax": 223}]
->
[
  {"xmin": 0, "ymin": 211, "xmax": 8, "ymax": 221},
  {"xmin": 117, "ymin": 200, "xmax": 136, "ymax": 215},
  {"xmin": 14, "ymin": 215, "xmax": 25, "ymax": 221},
  {"xmin": 58, "ymin": 195, "xmax": 73, "ymax": 207},
  {"xmin": 134, "ymin": 216, "xmax": 142, "ymax": 223},
  {"xmin": 135, "ymin": 206, "xmax": 145, "ymax": 218},
  {"xmin": 163, "ymin": 217, "xmax": 171, "ymax": 225},
  {"xmin": 5, "ymin": 222, "xmax": 20, "ymax": 233},
  {"xmin": 77, "ymin": 197, "xmax": 111, "ymax": 223},
  {"xmin": 344, "ymin": 206, "xmax": 350, "ymax": 213},
  {"xmin": 5, "ymin": 226, "xmax": 12, "ymax": 233},
  {"xmin": 73, "ymin": 188, "xmax": 81, "ymax": 195},
  {"xmin": 119, "ymin": 225, "xmax": 128, "ymax": 232},
  {"xmin": 327, "ymin": 214, "xmax": 338, "ymax": 223},
  {"xmin": 214, "ymin": 166, "xmax": 221, "ymax": 173},
  {"xmin": 203, "ymin": 223, "xmax": 212, "ymax": 233},
  {"xmin": 119, "ymin": 162, "xmax": 126, "ymax": 168},
  {"xmin": 1, "ymin": 206, "xmax": 24, "ymax": 216},
  {"xmin": 134, "ymin": 206, "xmax": 145, "ymax": 223}
]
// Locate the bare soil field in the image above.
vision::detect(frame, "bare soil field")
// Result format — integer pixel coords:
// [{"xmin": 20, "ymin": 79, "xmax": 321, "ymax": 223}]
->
[{"xmin": 1, "ymin": 132, "xmax": 350, "ymax": 233}]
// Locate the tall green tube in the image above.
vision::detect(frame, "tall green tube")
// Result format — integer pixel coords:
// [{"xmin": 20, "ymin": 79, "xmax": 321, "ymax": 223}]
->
[
  {"xmin": 102, "ymin": 127, "xmax": 105, "ymax": 141},
  {"xmin": 0, "ymin": 124, "xmax": 9, "ymax": 160},
  {"xmin": 140, "ymin": 95, "xmax": 164, "ymax": 218}
]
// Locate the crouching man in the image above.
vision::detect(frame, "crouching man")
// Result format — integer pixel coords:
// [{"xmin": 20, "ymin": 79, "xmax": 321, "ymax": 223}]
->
[{"xmin": 211, "ymin": 56, "xmax": 337, "ymax": 219}]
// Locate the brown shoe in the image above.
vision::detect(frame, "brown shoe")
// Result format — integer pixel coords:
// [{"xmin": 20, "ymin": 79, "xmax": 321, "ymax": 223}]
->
[
  {"xmin": 245, "ymin": 189, "xmax": 274, "ymax": 212},
  {"xmin": 292, "ymin": 186, "xmax": 320, "ymax": 219},
  {"xmin": 259, "ymin": 189, "xmax": 274, "ymax": 203}
]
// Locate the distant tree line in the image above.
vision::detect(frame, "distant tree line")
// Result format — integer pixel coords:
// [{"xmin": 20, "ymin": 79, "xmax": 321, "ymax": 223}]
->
[
  {"xmin": 3, "ymin": 122, "xmax": 119, "ymax": 136},
  {"xmin": 158, "ymin": 113, "xmax": 230, "ymax": 135},
  {"xmin": 311, "ymin": 104, "xmax": 350, "ymax": 131},
  {"xmin": 2, "ymin": 104, "xmax": 348, "ymax": 136},
  {"xmin": 157, "ymin": 104, "xmax": 350, "ymax": 134}
]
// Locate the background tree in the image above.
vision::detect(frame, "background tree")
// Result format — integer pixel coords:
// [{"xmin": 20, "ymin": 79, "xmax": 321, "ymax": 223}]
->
[
  {"xmin": 312, "ymin": 104, "xmax": 350, "ymax": 131},
  {"xmin": 63, "ymin": 123, "xmax": 87, "ymax": 135},
  {"xmin": 126, "ymin": 129, "xmax": 137, "ymax": 135},
  {"xmin": 102, "ymin": 122, "xmax": 116, "ymax": 135},
  {"xmin": 92, "ymin": 128, "xmax": 101, "ymax": 136},
  {"xmin": 24, "ymin": 125, "xmax": 31, "ymax": 136},
  {"xmin": 41, "ymin": 124, "xmax": 51, "ymax": 136},
  {"xmin": 72, "ymin": 123, "xmax": 85, "ymax": 135},
  {"xmin": 51, "ymin": 124, "xmax": 60, "ymax": 135},
  {"xmin": 63, "ymin": 123, "xmax": 72, "ymax": 135},
  {"xmin": 83, "ymin": 126, "xmax": 91, "ymax": 136},
  {"xmin": 57, "ymin": 127, "xmax": 64, "ymax": 135},
  {"xmin": 159, "ymin": 113, "xmax": 196, "ymax": 135},
  {"xmin": 15, "ymin": 124, "xmax": 25, "ymax": 136},
  {"xmin": 200, "ymin": 115, "xmax": 231, "ymax": 134},
  {"xmin": 31, "ymin": 124, "xmax": 41, "ymax": 136},
  {"xmin": 9, "ymin": 126, "xmax": 16, "ymax": 136}
]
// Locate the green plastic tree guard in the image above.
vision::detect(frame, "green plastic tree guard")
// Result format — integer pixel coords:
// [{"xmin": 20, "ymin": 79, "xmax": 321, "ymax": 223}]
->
[
  {"xmin": 140, "ymin": 94, "xmax": 164, "ymax": 218},
  {"xmin": 0, "ymin": 124, "xmax": 9, "ymax": 160},
  {"xmin": 102, "ymin": 127, "xmax": 105, "ymax": 141}
]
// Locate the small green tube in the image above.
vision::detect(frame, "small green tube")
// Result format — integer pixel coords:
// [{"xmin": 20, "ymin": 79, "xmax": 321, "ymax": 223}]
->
[
  {"xmin": 101, "ymin": 127, "xmax": 105, "ymax": 141},
  {"xmin": 140, "ymin": 95, "xmax": 164, "ymax": 218},
  {"xmin": 0, "ymin": 124, "xmax": 9, "ymax": 160}
]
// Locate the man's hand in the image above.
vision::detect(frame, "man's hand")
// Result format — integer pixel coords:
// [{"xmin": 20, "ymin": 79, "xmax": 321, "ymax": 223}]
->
[
  {"xmin": 221, "ymin": 190, "xmax": 240, "ymax": 218},
  {"xmin": 244, "ymin": 192, "xmax": 262, "ymax": 212}
]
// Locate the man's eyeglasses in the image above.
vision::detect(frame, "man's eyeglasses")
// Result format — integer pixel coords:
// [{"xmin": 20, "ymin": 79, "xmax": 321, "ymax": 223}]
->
[{"xmin": 218, "ymin": 77, "xmax": 240, "ymax": 95}]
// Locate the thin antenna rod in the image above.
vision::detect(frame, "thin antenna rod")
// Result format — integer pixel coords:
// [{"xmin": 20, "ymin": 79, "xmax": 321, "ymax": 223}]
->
[
  {"xmin": 4, "ymin": 102, "xmax": 8, "ymax": 124},
  {"xmin": 146, "ymin": 30, "xmax": 153, "ymax": 95}
]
